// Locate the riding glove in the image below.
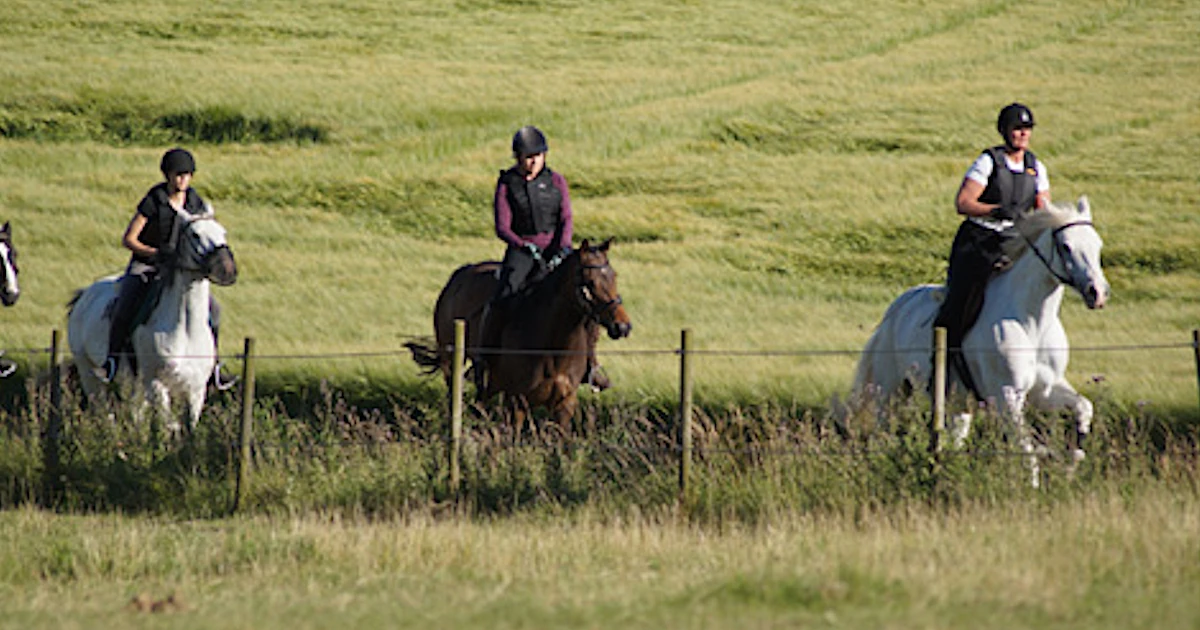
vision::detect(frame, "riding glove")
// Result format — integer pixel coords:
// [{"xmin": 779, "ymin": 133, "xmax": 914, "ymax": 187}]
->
[
  {"xmin": 989, "ymin": 204, "xmax": 1019, "ymax": 221},
  {"xmin": 154, "ymin": 245, "xmax": 176, "ymax": 266},
  {"xmin": 547, "ymin": 247, "xmax": 571, "ymax": 269},
  {"xmin": 524, "ymin": 242, "xmax": 542, "ymax": 261}
]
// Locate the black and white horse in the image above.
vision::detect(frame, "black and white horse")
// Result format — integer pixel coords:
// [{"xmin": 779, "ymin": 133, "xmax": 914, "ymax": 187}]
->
[
  {"xmin": 1, "ymin": 222, "xmax": 19, "ymax": 377},
  {"xmin": 68, "ymin": 210, "xmax": 237, "ymax": 428}
]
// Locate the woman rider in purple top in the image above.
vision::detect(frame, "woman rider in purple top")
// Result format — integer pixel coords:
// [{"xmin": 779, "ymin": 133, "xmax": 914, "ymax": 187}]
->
[{"xmin": 482, "ymin": 126, "xmax": 609, "ymax": 391}]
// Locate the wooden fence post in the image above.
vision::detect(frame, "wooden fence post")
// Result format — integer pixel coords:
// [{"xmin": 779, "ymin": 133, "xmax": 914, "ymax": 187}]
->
[
  {"xmin": 42, "ymin": 329, "xmax": 63, "ymax": 507},
  {"xmin": 931, "ymin": 326, "xmax": 947, "ymax": 454},
  {"xmin": 678, "ymin": 328, "xmax": 693, "ymax": 504},
  {"xmin": 233, "ymin": 337, "xmax": 256, "ymax": 513},
  {"xmin": 1193, "ymin": 329, "xmax": 1200, "ymax": 421},
  {"xmin": 449, "ymin": 319, "xmax": 466, "ymax": 497}
]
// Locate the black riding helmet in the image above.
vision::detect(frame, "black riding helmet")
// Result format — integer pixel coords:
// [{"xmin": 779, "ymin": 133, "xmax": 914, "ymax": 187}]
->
[
  {"xmin": 512, "ymin": 126, "xmax": 548, "ymax": 157},
  {"xmin": 996, "ymin": 103, "xmax": 1035, "ymax": 142},
  {"xmin": 160, "ymin": 147, "xmax": 196, "ymax": 175}
]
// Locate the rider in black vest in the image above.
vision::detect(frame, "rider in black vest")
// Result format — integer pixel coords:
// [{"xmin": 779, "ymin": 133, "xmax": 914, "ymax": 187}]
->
[
  {"xmin": 100, "ymin": 148, "xmax": 236, "ymax": 390},
  {"xmin": 480, "ymin": 126, "xmax": 610, "ymax": 392},
  {"xmin": 933, "ymin": 103, "xmax": 1050, "ymax": 396}
]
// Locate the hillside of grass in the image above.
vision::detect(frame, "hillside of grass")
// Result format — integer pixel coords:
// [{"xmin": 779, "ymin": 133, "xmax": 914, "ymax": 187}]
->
[{"xmin": 2, "ymin": 0, "xmax": 1199, "ymax": 414}]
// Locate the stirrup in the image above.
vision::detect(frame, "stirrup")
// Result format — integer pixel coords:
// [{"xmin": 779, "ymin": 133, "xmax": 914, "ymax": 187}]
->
[
  {"xmin": 0, "ymin": 351, "xmax": 15, "ymax": 378},
  {"xmin": 98, "ymin": 356, "xmax": 118, "ymax": 384},
  {"xmin": 212, "ymin": 361, "xmax": 239, "ymax": 391}
]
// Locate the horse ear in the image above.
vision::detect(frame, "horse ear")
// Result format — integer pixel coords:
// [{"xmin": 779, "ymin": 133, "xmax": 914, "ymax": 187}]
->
[
  {"xmin": 599, "ymin": 237, "xmax": 613, "ymax": 252},
  {"xmin": 1076, "ymin": 195, "xmax": 1090, "ymax": 218},
  {"xmin": 580, "ymin": 238, "xmax": 591, "ymax": 251},
  {"xmin": 1, "ymin": 222, "xmax": 8, "ymax": 234}
]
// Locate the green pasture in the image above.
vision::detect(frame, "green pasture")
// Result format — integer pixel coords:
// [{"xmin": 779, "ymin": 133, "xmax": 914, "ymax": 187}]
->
[
  {"xmin": 2, "ymin": 0, "xmax": 1198, "ymax": 413},
  {"xmin": 2, "ymin": 485, "xmax": 1198, "ymax": 629},
  {"xmin": 3, "ymin": 1, "xmax": 1200, "ymax": 627}
]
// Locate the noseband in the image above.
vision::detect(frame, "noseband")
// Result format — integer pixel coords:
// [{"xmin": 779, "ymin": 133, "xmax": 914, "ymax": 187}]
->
[
  {"xmin": 1024, "ymin": 220, "xmax": 1093, "ymax": 286},
  {"xmin": 576, "ymin": 261, "xmax": 623, "ymax": 323}
]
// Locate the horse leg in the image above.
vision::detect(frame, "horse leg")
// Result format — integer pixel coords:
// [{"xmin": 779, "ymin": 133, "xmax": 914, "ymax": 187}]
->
[
  {"xmin": 185, "ymin": 383, "xmax": 207, "ymax": 432},
  {"xmin": 143, "ymin": 377, "xmax": 181, "ymax": 435},
  {"xmin": 75, "ymin": 355, "xmax": 103, "ymax": 402},
  {"xmin": 1030, "ymin": 379, "xmax": 1093, "ymax": 465},
  {"xmin": 508, "ymin": 395, "xmax": 531, "ymax": 441},
  {"xmin": 1001, "ymin": 385, "xmax": 1040, "ymax": 489},
  {"xmin": 550, "ymin": 374, "xmax": 577, "ymax": 431}
]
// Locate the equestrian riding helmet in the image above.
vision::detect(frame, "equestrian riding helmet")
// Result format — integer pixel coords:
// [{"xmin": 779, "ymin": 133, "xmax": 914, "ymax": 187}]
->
[
  {"xmin": 996, "ymin": 103, "xmax": 1036, "ymax": 138},
  {"xmin": 160, "ymin": 148, "xmax": 196, "ymax": 175},
  {"xmin": 512, "ymin": 126, "xmax": 548, "ymax": 157}
]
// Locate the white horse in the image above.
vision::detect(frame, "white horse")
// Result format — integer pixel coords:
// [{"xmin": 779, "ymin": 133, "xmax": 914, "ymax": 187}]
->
[
  {"xmin": 1, "ymin": 221, "xmax": 20, "ymax": 377},
  {"xmin": 68, "ymin": 211, "xmax": 237, "ymax": 429},
  {"xmin": 852, "ymin": 197, "xmax": 1109, "ymax": 487}
]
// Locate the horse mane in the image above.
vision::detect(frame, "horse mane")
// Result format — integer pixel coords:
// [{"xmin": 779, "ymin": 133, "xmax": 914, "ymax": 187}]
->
[{"xmin": 1017, "ymin": 200, "xmax": 1082, "ymax": 240}]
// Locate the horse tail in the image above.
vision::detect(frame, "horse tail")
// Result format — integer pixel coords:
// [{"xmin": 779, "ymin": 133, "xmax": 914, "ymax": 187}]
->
[
  {"xmin": 65, "ymin": 288, "xmax": 85, "ymax": 314},
  {"xmin": 404, "ymin": 338, "xmax": 444, "ymax": 375},
  {"xmin": 852, "ymin": 326, "xmax": 880, "ymax": 394}
]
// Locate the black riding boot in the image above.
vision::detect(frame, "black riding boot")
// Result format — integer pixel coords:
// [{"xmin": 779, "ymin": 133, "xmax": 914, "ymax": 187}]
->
[{"xmin": 101, "ymin": 274, "xmax": 147, "ymax": 383}]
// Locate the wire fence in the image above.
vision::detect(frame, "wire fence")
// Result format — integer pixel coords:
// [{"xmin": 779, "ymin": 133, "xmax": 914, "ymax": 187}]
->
[
  {"xmin": 3, "ymin": 338, "xmax": 1196, "ymax": 361},
  {"xmin": 6, "ymin": 326, "xmax": 1200, "ymax": 513}
]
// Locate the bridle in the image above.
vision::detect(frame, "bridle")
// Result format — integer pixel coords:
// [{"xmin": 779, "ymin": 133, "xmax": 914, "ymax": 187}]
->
[
  {"xmin": 575, "ymin": 260, "xmax": 624, "ymax": 324},
  {"xmin": 178, "ymin": 217, "xmax": 228, "ymax": 273},
  {"xmin": 0, "ymin": 237, "xmax": 17, "ymax": 302},
  {"xmin": 1022, "ymin": 220, "xmax": 1094, "ymax": 286}
]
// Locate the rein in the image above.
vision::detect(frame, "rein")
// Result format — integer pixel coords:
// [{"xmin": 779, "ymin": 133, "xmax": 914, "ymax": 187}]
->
[{"xmin": 1022, "ymin": 220, "xmax": 1093, "ymax": 286}]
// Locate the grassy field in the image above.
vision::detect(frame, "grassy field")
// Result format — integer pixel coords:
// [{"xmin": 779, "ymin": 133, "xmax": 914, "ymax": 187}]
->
[
  {"xmin": 2, "ymin": 1, "xmax": 1200, "ymax": 626},
  {"xmin": 2, "ymin": 484, "xmax": 1197, "ymax": 629},
  {"xmin": 1, "ymin": 0, "xmax": 1199, "ymax": 411}
]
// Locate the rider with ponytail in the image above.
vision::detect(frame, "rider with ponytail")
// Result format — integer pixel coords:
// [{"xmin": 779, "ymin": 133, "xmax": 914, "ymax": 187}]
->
[{"xmin": 100, "ymin": 148, "xmax": 235, "ymax": 390}]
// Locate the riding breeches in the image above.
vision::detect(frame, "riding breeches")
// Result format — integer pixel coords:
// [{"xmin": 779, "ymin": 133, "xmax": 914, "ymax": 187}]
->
[
  {"xmin": 934, "ymin": 221, "xmax": 1018, "ymax": 350},
  {"xmin": 107, "ymin": 267, "xmax": 157, "ymax": 355},
  {"xmin": 494, "ymin": 245, "xmax": 541, "ymax": 302}
]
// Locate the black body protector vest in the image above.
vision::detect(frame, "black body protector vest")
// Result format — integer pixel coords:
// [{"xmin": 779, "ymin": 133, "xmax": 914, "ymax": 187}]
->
[
  {"xmin": 499, "ymin": 167, "xmax": 562, "ymax": 237},
  {"xmin": 133, "ymin": 184, "xmax": 208, "ymax": 266},
  {"xmin": 978, "ymin": 146, "xmax": 1039, "ymax": 214}
]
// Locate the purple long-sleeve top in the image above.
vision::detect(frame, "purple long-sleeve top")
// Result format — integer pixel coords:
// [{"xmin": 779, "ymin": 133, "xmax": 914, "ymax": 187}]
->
[{"xmin": 493, "ymin": 170, "xmax": 573, "ymax": 251}]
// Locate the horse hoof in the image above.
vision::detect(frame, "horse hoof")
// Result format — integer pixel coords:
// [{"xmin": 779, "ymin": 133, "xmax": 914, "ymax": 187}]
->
[{"xmin": 586, "ymin": 367, "xmax": 612, "ymax": 393}]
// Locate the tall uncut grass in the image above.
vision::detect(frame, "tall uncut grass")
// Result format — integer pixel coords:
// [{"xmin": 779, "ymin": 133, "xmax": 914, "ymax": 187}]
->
[{"xmin": 1, "ymin": 485, "xmax": 1198, "ymax": 629}]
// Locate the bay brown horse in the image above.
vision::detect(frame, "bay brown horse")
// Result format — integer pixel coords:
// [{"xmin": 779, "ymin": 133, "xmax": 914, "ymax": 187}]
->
[{"xmin": 406, "ymin": 238, "xmax": 632, "ymax": 426}]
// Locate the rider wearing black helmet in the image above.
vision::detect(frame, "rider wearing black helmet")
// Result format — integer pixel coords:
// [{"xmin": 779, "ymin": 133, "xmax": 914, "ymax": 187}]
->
[
  {"xmin": 99, "ymin": 148, "xmax": 236, "ymax": 390},
  {"xmin": 480, "ymin": 125, "xmax": 610, "ymax": 391},
  {"xmin": 933, "ymin": 103, "xmax": 1051, "ymax": 395}
]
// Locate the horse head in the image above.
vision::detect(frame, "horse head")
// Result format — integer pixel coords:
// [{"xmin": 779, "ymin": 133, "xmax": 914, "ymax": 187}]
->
[
  {"xmin": 1021, "ymin": 196, "xmax": 1109, "ymax": 310},
  {"xmin": 1, "ymin": 221, "xmax": 19, "ymax": 307},
  {"xmin": 178, "ymin": 213, "xmax": 238, "ymax": 287},
  {"xmin": 574, "ymin": 238, "xmax": 632, "ymax": 340}
]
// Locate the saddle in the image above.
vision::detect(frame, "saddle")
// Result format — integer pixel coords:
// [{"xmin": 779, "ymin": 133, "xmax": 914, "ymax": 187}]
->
[{"xmin": 103, "ymin": 274, "xmax": 167, "ymax": 363}]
